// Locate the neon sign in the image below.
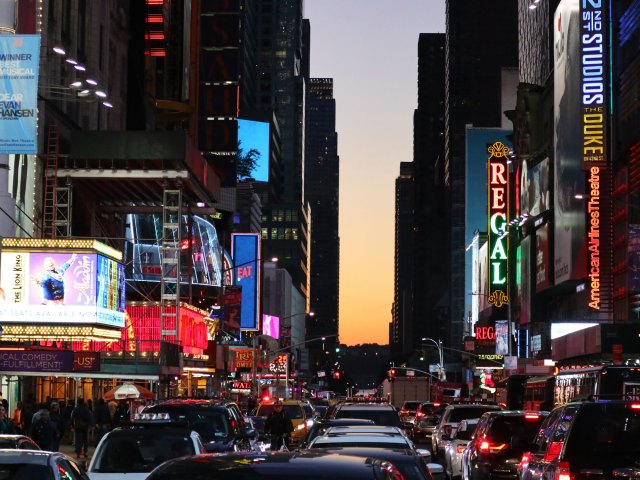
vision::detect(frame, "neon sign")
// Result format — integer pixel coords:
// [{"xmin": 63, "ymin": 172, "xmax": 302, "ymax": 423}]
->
[
  {"xmin": 587, "ymin": 166, "xmax": 600, "ymax": 309},
  {"xmin": 487, "ymin": 141, "xmax": 510, "ymax": 307},
  {"xmin": 476, "ymin": 326, "xmax": 496, "ymax": 341},
  {"xmin": 580, "ymin": 0, "xmax": 607, "ymax": 170}
]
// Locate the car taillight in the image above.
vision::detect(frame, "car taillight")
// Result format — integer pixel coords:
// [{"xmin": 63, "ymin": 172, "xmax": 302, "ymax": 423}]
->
[
  {"xmin": 555, "ymin": 461, "xmax": 571, "ymax": 480},
  {"xmin": 519, "ymin": 452, "xmax": 531, "ymax": 470},
  {"xmin": 401, "ymin": 409, "xmax": 409, "ymax": 415},
  {"xmin": 525, "ymin": 414, "xmax": 540, "ymax": 420},
  {"xmin": 479, "ymin": 440, "xmax": 507, "ymax": 453},
  {"xmin": 630, "ymin": 404, "xmax": 640, "ymax": 410},
  {"xmin": 433, "ymin": 403, "xmax": 441, "ymax": 407},
  {"xmin": 416, "ymin": 411, "xmax": 425, "ymax": 418},
  {"xmin": 544, "ymin": 441, "xmax": 563, "ymax": 462},
  {"xmin": 457, "ymin": 444, "xmax": 467, "ymax": 453}
]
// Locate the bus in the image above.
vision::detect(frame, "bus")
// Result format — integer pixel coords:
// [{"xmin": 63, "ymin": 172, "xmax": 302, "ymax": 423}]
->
[{"xmin": 522, "ymin": 365, "xmax": 640, "ymax": 410}]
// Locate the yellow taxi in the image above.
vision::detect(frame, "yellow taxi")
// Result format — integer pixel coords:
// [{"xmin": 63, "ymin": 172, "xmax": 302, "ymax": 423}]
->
[{"xmin": 255, "ymin": 399, "xmax": 313, "ymax": 445}]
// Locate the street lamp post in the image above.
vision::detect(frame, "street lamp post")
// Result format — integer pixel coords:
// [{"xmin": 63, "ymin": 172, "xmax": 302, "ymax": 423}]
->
[{"xmin": 421, "ymin": 337, "xmax": 445, "ymax": 381}]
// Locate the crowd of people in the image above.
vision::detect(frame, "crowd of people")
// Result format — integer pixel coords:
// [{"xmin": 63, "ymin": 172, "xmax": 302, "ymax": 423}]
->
[{"xmin": 0, "ymin": 395, "xmax": 133, "ymax": 459}]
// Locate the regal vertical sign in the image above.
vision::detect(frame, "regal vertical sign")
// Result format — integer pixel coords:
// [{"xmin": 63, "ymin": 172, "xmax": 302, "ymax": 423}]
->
[{"xmin": 487, "ymin": 142, "xmax": 510, "ymax": 308}]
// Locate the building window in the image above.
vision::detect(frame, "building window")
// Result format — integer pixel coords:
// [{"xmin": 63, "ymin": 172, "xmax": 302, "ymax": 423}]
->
[
  {"xmin": 261, "ymin": 228, "xmax": 268, "ymax": 240},
  {"xmin": 278, "ymin": 228, "xmax": 284, "ymax": 240},
  {"xmin": 271, "ymin": 228, "xmax": 277, "ymax": 240},
  {"xmin": 285, "ymin": 228, "xmax": 292, "ymax": 240},
  {"xmin": 292, "ymin": 228, "xmax": 298, "ymax": 240}
]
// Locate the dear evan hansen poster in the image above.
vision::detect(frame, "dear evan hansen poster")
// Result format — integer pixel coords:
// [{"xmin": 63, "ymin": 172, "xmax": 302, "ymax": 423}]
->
[{"xmin": 0, "ymin": 35, "xmax": 40, "ymax": 154}]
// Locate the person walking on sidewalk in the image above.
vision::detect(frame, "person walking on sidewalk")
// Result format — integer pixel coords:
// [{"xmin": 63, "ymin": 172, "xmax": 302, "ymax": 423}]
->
[
  {"xmin": 49, "ymin": 402, "xmax": 65, "ymax": 452},
  {"xmin": 30, "ymin": 404, "xmax": 55, "ymax": 450},
  {"xmin": 0, "ymin": 405, "xmax": 17, "ymax": 434},
  {"xmin": 71, "ymin": 399, "xmax": 93, "ymax": 459}
]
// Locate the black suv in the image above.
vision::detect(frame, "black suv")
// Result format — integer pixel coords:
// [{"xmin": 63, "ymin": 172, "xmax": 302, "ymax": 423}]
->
[
  {"xmin": 462, "ymin": 410, "xmax": 548, "ymax": 480},
  {"xmin": 518, "ymin": 401, "xmax": 640, "ymax": 480},
  {"xmin": 143, "ymin": 399, "xmax": 255, "ymax": 452}
]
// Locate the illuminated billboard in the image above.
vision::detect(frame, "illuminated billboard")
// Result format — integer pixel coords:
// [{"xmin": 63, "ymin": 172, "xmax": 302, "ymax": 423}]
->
[
  {"xmin": 580, "ymin": 0, "xmax": 607, "ymax": 170},
  {"xmin": 238, "ymin": 119, "xmax": 270, "ymax": 182},
  {"xmin": 554, "ymin": 0, "xmax": 587, "ymax": 285},
  {"xmin": 231, "ymin": 233, "xmax": 260, "ymax": 330},
  {"xmin": 487, "ymin": 141, "xmax": 510, "ymax": 308},
  {"xmin": 262, "ymin": 314, "xmax": 280, "ymax": 339},
  {"xmin": 0, "ymin": 250, "xmax": 126, "ymax": 327},
  {"xmin": 0, "ymin": 35, "xmax": 40, "ymax": 154}
]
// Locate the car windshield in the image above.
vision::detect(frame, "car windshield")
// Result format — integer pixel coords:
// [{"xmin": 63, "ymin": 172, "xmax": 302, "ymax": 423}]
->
[
  {"xmin": 92, "ymin": 431, "xmax": 196, "ymax": 473},
  {"xmin": 312, "ymin": 441, "xmax": 408, "ymax": 449},
  {"xmin": 448, "ymin": 407, "xmax": 499, "ymax": 423},
  {"xmin": 402, "ymin": 402, "xmax": 422, "ymax": 411},
  {"xmin": 0, "ymin": 464, "xmax": 49, "ymax": 479},
  {"xmin": 257, "ymin": 405, "xmax": 304, "ymax": 419},
  {"xmin": 455, "ymin": 423, "xmax": 478, "ymax": 440},
  {"xmin": 334, "ymin": 409, "xmax": 400, "ymax": 426},
  {"xmin": 487, "ymin": 415, "xmax": 546, "ymax": 451},
  {"xmin": 144, "ymin": 405, "xmax": 231, "ymax": 441},
  {"xmin": 564, "ymin": 404, "xmax": 640, "ymax": 465}
]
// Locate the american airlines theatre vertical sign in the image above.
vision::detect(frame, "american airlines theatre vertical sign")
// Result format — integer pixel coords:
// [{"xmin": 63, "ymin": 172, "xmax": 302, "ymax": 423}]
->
[
  {"xmin": 487, "ymin": 142, "xmax": 510, "ymax": 308},
  {"xmin": 581, "ymin": 0, "xmax": 608, "ymax": 310}
]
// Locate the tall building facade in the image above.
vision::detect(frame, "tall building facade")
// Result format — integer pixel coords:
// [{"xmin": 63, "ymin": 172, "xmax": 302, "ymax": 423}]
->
[
  {"xmin": 444, "ymin": 0, "xmax": 518, "ymax": 351},
  {"xmin": 305, "ymin": 78, "xmax": 340, "ymax": 365}
]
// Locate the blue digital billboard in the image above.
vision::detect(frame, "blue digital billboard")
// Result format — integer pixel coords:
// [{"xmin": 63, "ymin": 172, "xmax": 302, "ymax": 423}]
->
[
  {"xmin": 231, "ymin": 233, "xmax": 261, "ymax": 330},
  {"xmin": 237, "ymin": 119, "xmax": 269, "ymax": 182}
]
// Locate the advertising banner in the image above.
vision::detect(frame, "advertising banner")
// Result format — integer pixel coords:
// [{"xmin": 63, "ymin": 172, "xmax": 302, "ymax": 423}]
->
[
  {"xmin": 519, "ymin": 236, "xmax": 532, "ymax": 325},
  {"xmin": 536, "ymin": 222, "xmax": 551, "ymax": 291},
  {"xmin": 520, "ymin": 158, "xmax": 550, "ymax": 216},
  {"xmin": 0, "ymin": 251, "xmax": 126, "ymax": 327},
  {"xmin": 554, "ymin": 0, "xmax": 587, "ymax": 285},
  {"xmin": 495, "ymin": 320, "xmax": 509, "ymax": 355},
  {"xmin": 262, "ymin": 314, "xmax": 280, "ymax": 339},
  {"xmin": 0, "ymin": 350, "xmax": 73, "ymax": 372},
  {"xmin": 629, "ymin": 225, "xmax": 640, "ymax": 294},
  {"xmin": 0, "ymin": 35, "xmax": 40, "ymax": 154},
  {"xmin": 231, "ymin": 233, "xmax": 260, "ymax": 330},
  {"xmin": 238, "ymin": 119, "xmax": 270, "ymax": 182}
]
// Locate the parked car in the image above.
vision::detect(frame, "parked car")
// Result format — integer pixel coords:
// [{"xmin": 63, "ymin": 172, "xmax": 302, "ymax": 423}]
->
[
  {"xmin": 518, "ymin": 401, "xmax": 640, "ymax": 480},
  {"xmin": 413, "ymin": 415, "xmax": 441, "ymax": 444},
  {"xmin": 143, "ymin": 399, "xmax": 255, "ymax": 452},
  {"xmin": 444, "ymin": 418, "xmax": 478, "ymax": 480},
  {"xmin": 146, "ymin": 451, "xmax": 406, "ymax": 479},
  {"xmin": 301, "ymin": 418, "xmax": 376, "ymax": 448},
  {"xmin": 401, "ymin": 400, "xmax": 426, "ymax": 424},
  {"xmin": 432, "ymin": 403, "xmax": 502, "ymax": 461},
  {"xmin": 461, "ymin": 410, "xmax": 548, "ymax": 480},
  {"xmin": 0, "ymin": 450, "xmax": 89, "ymax": 479},
  {"xmin": 87, "ymin": 422, "xmax": 205, "ymax": 479},
  {"xmin": 0, "ymin": 434, "xmax": 41, "ymax": 450}
]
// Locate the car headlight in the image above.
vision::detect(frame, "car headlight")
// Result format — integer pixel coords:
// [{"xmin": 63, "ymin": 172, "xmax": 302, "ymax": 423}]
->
[
  {"xmin": 296, "ymin": 423, "xmax": 305, "ymax": 430},
  {"xmin": 306, "ymin": 419, "xmax": 314, "ymax": 428}
]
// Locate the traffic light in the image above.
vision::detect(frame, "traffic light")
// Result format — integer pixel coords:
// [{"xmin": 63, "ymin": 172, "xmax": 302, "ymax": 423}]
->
[
  {"xmin": 333, "ymin": 370, "xmax": 341, "ymax": 380},
  {"xmin": 388, "ymin": 369, "xmax": 396, "ymax": 382}
]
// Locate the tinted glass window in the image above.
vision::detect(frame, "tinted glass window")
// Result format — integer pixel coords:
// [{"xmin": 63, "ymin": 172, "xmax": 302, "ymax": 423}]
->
[
  {"xmin": 334, "ymin": 409, "xmax": 400, "ymax": 426},
  {"xmin": 564, "ymin": 404, "xmax": 640, "ymax": 465},
  {"xmin": 449, "ymin": 407, "xmax": 499, "ymax": 423},
  {"xmin": 93, "ymin": 431, "xmax": 195, "ymax": 473},
  {"xmin": 303, "ymin": 405, "xmax": 314, "ymax": 418},
  {"xmin": 0, "ymin": 439, "xmax": 17, "ymax": 449},
  {"xmin": 534, "ymin": 408, "xmax": 562, "ymax": 451},
  {"xmin": 455, "ymin": 423, "xmax": 478, "ymax": 440},
  {"xmin": 402, "ymin": 402, "xmax": 422, "ymax": 411},
  {"xmin": 0, "ymin": 464, "xmax": 50, "ymax": 479},
  {"xmin": 257, "ymin": 405, "xmax": 303, "ymax": 419},
  {"xmin": 144, "ymin": 405, "xmax": 230, "ymax": 441},
  {"xmin": 487, "ymin": 415, "xmax": 546, "ymax": 449},
  {"xmin": 312, "ymin": 441, "xmax": 407, "ymax": 449}
]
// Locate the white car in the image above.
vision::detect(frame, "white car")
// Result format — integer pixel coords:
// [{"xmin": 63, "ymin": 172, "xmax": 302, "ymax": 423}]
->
[
  {"xmin": 444, "ymin": 418, "xmax": 478, "ymax": 480},
  {"xmin": 309, "ymin": 433, "xmax": 415, "ymax": 450},
  {"xmin": 87, "ymin": 422, "xmax": 205, "ymax": 480}
]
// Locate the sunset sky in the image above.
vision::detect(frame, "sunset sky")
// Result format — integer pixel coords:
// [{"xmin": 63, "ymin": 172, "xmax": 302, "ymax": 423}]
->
[{"xmin": 305, "ymin": 1, "xmax": 446, "ymax": 345}]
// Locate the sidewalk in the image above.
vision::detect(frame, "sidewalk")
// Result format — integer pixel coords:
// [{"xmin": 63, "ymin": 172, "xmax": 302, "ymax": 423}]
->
[{"xmin": 59, "ymin": 441, "xmax": 96, "ymax": 461}]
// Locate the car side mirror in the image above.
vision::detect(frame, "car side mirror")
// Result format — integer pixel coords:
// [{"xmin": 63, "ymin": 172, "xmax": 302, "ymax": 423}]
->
[{"xmin": 416, "ymin": 449, "xmax": 432, "ymax": 461}]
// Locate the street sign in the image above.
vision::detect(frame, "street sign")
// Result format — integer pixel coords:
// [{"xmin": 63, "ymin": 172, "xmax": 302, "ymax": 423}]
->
[
  {"xmin": 429, "ymin": 364, "xmax": 439, "ymax": 373},
  {"xmin": 406, "ymin": 369, "xmax": 415, "ymax": 377}
]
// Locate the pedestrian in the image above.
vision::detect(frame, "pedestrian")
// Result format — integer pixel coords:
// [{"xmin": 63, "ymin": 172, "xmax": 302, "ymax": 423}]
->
[
  {"xmin": 62, "ymin": 400, "xmax": 74, "ymax": 444},
  {"xmin": 93, "ymin": 398, "xmax": 111, "ymax": 445},
  {"xmin": 112, "ymin": 400, "xmax": 130, "ymax": 428},
  {"xmin": 12, "ymin": 401, "xmax": 24, "ymax": 433},
  {"xmin": 71, "ymin": 398, "xmax": 93, "ymax": 459},
  {"xmin": 0, "ymin": 404, "xmax": 17, "ymax": 434},
  {"xmin": 264, "ymin": 400, "xmax": 293, "ymax": 451},
  {"xmin": 49, "ymin": 402, "xmax": 65, "ymax": 451},
  {"xmin": 29, "ymin": 403, "xmax": 55, "ymax": 450},
  {"xmin": 21, "ymin": 394, "xmax": 36, "ymax": 434}
]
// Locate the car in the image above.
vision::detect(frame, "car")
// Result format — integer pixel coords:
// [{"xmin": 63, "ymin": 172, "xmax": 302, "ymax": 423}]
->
[
  {"xmin": 301, "ymin": 418, "xmax": 376, "ymax": 448},
  {"xmin": 331, "ymin": 403, "xmax": 409, "ymax": 429},
  {"xmin": 254, "ymin": 399, "xmax": 312, "ymax": 446},
  {"xmin": 0, "ymin": 449, "xmax": 89, "ymax": 479},
  {"xmin": 461, "ymin": 410, "xmax": 548, "ymax": 480},
  {"xmin": 401, "ymin": 400, "xmax": 425, "ymax": 424},
  {"xmin": 87, "ymin": 422, "xmax": 205, "ymax": 479},
  {"xmin": 319, "ymin": 447, "xmax": 435, "ymax": 480},
  {"xmin": 443, "ymin": 419, "xmax": 478, "ymax": 480},
  {"xmin": 309, "ymin": 432, "xmax": 418, "ymax": 450},
  {"xmin": 518, "ymin": 400, "xmax": 640, "ymax": 480},
  {"xmin": 432, "ymin": 403, "xmax": 502, "ymax": 461},
  {"xmin": 415, "ymin": 402, "xmax": 449, "ymax": 424},
  {"xmin": 143, "ymin": 399, "xmax": 255, "ymax": 452},
  {"xmin": 0, "ymin": 434, "xmax": 41, "ymax": 450},
  {"xmin": 146, "ymin": 451, "xmax": 406, "ymax": 479}
]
